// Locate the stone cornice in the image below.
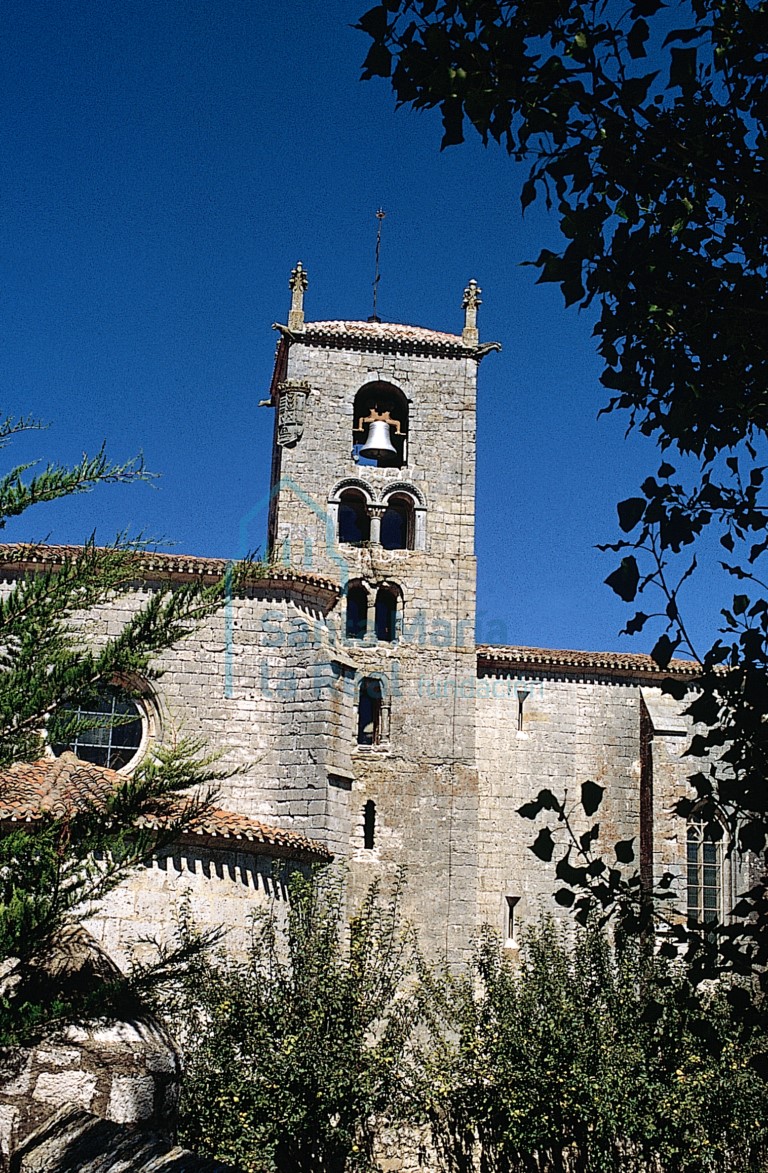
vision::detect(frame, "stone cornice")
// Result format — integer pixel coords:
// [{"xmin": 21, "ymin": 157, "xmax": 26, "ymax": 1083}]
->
[
  {"xmin": 273, "ymin": 319, "xmax": 501, "ymax": 360},
  {"xmin": 477, "ymin": 643, "xmax": 700, "ymax": 683},
  {"xmin": 0, "ymin": 543, "xmax": 340, "ymax": 608}
]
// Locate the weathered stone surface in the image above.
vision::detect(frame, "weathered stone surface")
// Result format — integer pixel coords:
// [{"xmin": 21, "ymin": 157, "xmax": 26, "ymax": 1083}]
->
[
  {"xmin": 32, "ymin": 1071, "xmax": 97, "ymax": 1110},
  {"xmin": 106, "ymin": 1075, "xmax": 156, "ymax": 1124},
  {"xmin": 12, "ymin": 1107, "xmax": 236, "ymax": 1171}
]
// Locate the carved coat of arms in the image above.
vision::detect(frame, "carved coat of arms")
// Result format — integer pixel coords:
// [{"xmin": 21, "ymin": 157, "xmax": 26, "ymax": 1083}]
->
[{"xmin": 277, "ymin": 380, "xmax": 311, "ymax": 447}]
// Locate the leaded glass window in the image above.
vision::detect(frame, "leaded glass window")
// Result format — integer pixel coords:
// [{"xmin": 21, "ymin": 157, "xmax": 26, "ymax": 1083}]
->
[
  {"xmin": 52, "ymin": 686, "xmax": 144, "ymax": 771},
  {"xmin": 687, "ymin": 820, "xmax": 722, "ymax": 926}
]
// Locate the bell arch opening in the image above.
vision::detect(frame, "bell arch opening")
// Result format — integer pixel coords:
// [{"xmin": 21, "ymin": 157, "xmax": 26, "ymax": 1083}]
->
[{"xmin": 352, "ymin": 382, "xmax": 408, "ymax": 468}]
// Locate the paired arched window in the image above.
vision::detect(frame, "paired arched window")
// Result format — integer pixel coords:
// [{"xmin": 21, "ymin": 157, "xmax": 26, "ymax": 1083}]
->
[
  {"xmin": 338, "ymin": 490, "xmax": 371, "ymax": 545},
  {"xmin": 345, "ymin": 584, "xmax": 369, "ymax": 639},
  {"xmin": 353, "ymin": 382, "xmax": 408, "ymax": 468},
  {"xmin": 375, "ymin": 585, "xmax": 398, "ymax": 642},
  {"xmin": 345, "ymin": 582, "xmax": 400, "ymax": 643},
  {"xmin": 332, "ymin": 481, "xmax": 423, "ymax": 551},
  {"xmin": 381, "ymin": 494, "xmax": 414, "ymax": 550}
]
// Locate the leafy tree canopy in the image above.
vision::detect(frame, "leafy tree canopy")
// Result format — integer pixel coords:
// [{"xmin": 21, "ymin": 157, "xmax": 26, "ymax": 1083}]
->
[
  {"xmin": 357, "ymin": 0, "xmax": 768, "ymax": 961},
  {"xmin": 169, "ymin": 869, "xmax": 421, "ymax": 1173}
]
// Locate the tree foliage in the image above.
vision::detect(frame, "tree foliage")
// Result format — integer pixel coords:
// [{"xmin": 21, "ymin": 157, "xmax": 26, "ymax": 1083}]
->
[
  {"xmin": 170, "ymin": 870, "xmax": 422, "ymax": 1173},
  {"xmin": 421, "ymin": 920, "xmax": 768, "ymax": 1173},
  {"xmin": 169, "ymin": 873, "xmax": 768, "ymax": 1173},
  {"xmin": 0, "ymin": 414, "xmax": 248, "ymax": 1043},
  {"xmin": 357, "ymin": 0, "xmax": 768, "ymax": 966}
]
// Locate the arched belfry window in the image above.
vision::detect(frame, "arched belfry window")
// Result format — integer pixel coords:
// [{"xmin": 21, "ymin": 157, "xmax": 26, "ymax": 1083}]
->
[
  {"xmin": 353, "ymin": 383, "xmax": 408, "ymax": 468},
  {"xmin": 346, "ymin": 583, "xmax": 369, "ymax": 640},
  {"xmin": 375, "ymin": 585, "xmax": 398, "ymax": 642},
  {"xmin": 687, "ymin": 820, "xmax": 723, "ymax": 927},
  {"xmin": 338, "ymin": 490, "xmax": 371, "ymax": 545},
  {"xmin": 381, "ymin": 494, "xmax": 414, "ymax": 550}
]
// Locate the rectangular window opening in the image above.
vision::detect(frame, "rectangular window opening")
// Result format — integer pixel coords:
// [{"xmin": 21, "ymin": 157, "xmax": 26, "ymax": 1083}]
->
[
  {"xmin": 505, "ymin": 895, "xmax": 520, "ymax": 940},
  {"xmin": 517, "ymin": 689, "xmax": 530, "ymax": 732}
]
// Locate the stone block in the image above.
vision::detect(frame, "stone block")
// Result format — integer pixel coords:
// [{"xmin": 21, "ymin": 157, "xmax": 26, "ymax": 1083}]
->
[
  {"xmin": 106, "ymin": 1074, "xmax": 157, "ymax": 1123},
  {"xmin": 32, "ymin": 1071, "xmax": 97, "ymax": 1110}
]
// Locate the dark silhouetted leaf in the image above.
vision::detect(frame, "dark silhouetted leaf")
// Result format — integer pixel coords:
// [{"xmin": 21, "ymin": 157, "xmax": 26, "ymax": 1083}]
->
[
  {"xmin": 605, "ymin": 556, "xmax": 640, "ymax": 601},
  {"xmin": 581, "ymin": 780, "xmax": 605, "ymax": 816},
  {"xmin": 615, "ymin": 838, "xmax": 635, "ymax": 863},
  {"xmin": 530, "ymin": 827, "xmax": 555, "ymax": 862},
  {"xmin": 617, "ymin": 497, "xmax": 646, "ymax": 532}
]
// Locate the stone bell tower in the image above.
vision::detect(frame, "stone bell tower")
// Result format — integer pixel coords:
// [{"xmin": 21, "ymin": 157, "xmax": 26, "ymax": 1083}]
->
[{"xmin": 264, "ymin": 264, "xmax": 500, "ymax": 960}]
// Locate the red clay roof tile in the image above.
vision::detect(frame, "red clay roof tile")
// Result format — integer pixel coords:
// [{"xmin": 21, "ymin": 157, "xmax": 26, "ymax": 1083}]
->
[
  {"xmin": 0, "ymin": 754, "xmax": 332, "ymax": 861},
  {"xmin": 477, "ymin": 643, "xmax": 699, "ymax": 678}
]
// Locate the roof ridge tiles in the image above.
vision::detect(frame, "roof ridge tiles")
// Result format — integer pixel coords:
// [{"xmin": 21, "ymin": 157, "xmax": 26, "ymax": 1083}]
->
[
  {"xmin": 477, "ymin": 642, "xmax": 700, "ymax": 676},
  {"xmin": 0, "ymin": 542, "xmax": 339, "ymax": 594}
]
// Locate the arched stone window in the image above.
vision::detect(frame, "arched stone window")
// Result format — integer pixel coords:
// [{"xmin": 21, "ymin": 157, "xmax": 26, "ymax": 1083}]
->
[
  {"xmin": 381, "ymin": 494, "xmax": 414, "ymax": 550},
  {"xmin": 687, "ymin": 820, "xmax": 723, "ymax": 926},
  {"xmin": 352, "ymin": 382, "xmax": 408, "ymax": 468},
  {"xmin": 363, "ymin": 799, "xmax": 376, "ymax": 849},
  {"xmin": 346, "ymin": 583, "xmax": 369, "ymax": 640},
  {"xmin": 357, "ymin": 677, "xmax": 385, "ymax": 746},
  {"xmin": 338, "ymin": 489, "xmax": 371, "ymax": 545},
  {"xmin": 375, "ymin": 585, "xmax": 399, "ymax": 642}
]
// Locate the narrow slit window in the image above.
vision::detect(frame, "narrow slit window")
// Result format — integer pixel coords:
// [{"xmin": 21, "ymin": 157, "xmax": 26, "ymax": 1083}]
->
[
  {"xmin": 357, "ymin": 678, "xmax": 383, "ymax": 746},
  {"xmin": 517, "ymin": 689, "xmax": 530, "ymax": 732},
  {"xmin": 506, "ymin": 895, "xmax": 519, "ymax": 940},
  {"xmin": 363, "ymin": 800, "xmax": 376, "ymax": 849}
]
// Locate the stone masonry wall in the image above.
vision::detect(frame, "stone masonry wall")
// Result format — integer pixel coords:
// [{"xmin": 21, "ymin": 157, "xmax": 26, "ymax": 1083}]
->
[
  {"xmin": 0, "ymin": 574, "xmax": 354, "ymax": 853},
  {"xmin": 475, "ymin": 669, "xmax": 645, "ymax": 939},
  {"xmin": 271, "ymin": 337, "xmax": 481, "ymax": 962},
  {"xmin": 86, "ymin": 845, "xmax": 304, "ymax": 970}
]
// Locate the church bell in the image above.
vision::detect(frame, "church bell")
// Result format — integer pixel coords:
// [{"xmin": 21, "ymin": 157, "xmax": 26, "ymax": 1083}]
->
[{"xmin": 360, "ymin": 419, "xmax": 397, "ymax": 462}]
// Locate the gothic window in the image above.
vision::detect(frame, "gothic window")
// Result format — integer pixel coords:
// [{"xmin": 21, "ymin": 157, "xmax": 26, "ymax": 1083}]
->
[
  {"xmin": 50, "ymin": 684, "xmax": 146, "ymax": 771},
  {"xmin": 338, "ymin": 490, "xmax": 371, "ymax": 545},
  {"xmin": 381, "ymin": 495, "xmax": 414, "ymax": 550},
  {"xmin": 357, "ymin": 677, "xmax": 384, "ymax": 746},
  {"xmin": 363, "ymin": 800, "xmax": 376, "ymax": 849},
  {"xmin": 352, "ymin": 382, "xmax": 408, "ymax": 468},
  {"xmin": 687, "ymin": 820, "xmax": 722, "ymax": 926},
  {"xmin": 374, "ymin": 585, "xmax": 398, "ymax": 642},
  {"xmin": 346, "ymin": 583, "xmax": 369, "ymax": 640}
]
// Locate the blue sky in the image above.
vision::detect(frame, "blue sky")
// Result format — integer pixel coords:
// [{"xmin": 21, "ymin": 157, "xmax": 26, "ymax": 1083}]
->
[{"xmin": 1, "ymin": 0, "xmax": 721, "ymax": 654}]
